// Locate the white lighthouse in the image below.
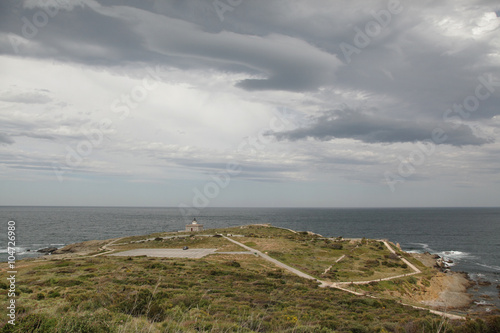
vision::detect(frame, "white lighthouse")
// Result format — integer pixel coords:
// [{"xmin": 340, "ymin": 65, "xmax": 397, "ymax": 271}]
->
[{"xmin": 185, "ymin": 218, "xmax": 204, "ymax": 232}]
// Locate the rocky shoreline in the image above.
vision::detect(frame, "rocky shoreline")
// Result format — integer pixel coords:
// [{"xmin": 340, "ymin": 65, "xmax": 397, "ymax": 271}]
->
[{"xmin": 410, "ymin": 252, "xmax": 500, "ymax": 314}]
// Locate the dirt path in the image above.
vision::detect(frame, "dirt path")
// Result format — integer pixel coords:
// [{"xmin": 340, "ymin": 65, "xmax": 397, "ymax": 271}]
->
[
  {"xmin": 222, "ymin": 235, "xmax": 327, "ymax": 285},
  {"xmin": 380, "ymin": 240, "xmax": 421, "ymax": 274},
  {"xmin": 333, "ymin": 240, "xmax": 422, "ymax": 286},
  {"xmin": 223, "ymin": 235, "xmax": 464, "ymax": 320},
  {"xmin": 92, "ymin": 237, "xmax": 124, "ymax": 257}
]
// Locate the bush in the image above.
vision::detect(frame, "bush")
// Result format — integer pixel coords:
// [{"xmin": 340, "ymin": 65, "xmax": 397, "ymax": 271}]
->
[
  {"xmin": 349, "ymin": 323, "xmax": 369, "ymax": 333},
  {"xmin": 146, "ymin": 262, "xmax": 168, "ymax": 269},
  {"xmin": 54, "ymin": 260, "xmax": 73, "ymax": 267},
  {"xmin": 1, "ymin": 313, "xmax": 57, "ymax": 332},
  {"xmin": 59, "ymin": 312, "xmax": 113, "ymax": 332},
  {"xmin": 19, "ymin": 287, "xmax": 33, "ymax": 294},
  {"xmin": 365, "ymin": 259, "xmax": 380, "ymax": 268},
  {"xmin": 330, "ymin": 243, "xmax": 343, "ymax": 250},
  {"xmin": 225, "ymin": 260, "xmax": 241, "ymax": 268},
  {"xmin": 147, "ymin": 301, "xmax": 168, "ymax": 322},
  {"xmin": 388, "ymin": 253, "xmax": 399, "ymax": 260},
  {"xmin": 267, "ymin": 270, "xmax": 283, "ymax": 278},
  {"xmin": 486, "ymin": 316, "xmax": 500, "ymax": 332},
  {"xmin": 57, "ymin": 279, "xmax": 83, "ymax": 287},
  {"xmin": 408, "ymin": 276, "xmax": 417, "ymax": 284}
]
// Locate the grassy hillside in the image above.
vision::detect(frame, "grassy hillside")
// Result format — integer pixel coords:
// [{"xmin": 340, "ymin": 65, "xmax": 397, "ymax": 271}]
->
[{"xmin": 1, "ymin": 225, "xmax": 499, "ymax": 332}]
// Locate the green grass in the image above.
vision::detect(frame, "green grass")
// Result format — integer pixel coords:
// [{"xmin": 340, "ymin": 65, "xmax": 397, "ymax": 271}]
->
[
  {"xmin": 0, "ymin": 255, "xmax": 441, "ymax": 332},
  {"xmin": 1, "ymin": 225, "xmax": 498, "ymax": 332},
  {"xmin": 113, "ymin": 235, "xmax": 242, "ymax": 252},
  {"xmin": 238, "ymin": 232, "xmax": 413, "ymax": 282}
]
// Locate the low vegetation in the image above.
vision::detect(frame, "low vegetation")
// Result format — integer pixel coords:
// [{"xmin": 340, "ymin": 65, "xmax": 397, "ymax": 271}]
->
[{"xmin": 1, "ymin": 225, "xmax": 498, "ymax": 332}]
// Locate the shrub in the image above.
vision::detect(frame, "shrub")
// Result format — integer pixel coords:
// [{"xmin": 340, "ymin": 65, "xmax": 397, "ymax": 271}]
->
[
  {"xmin": 147, "ymin": 301, "xmax": 168, "ymax": 322},
  {"xmin": 267, "ymin": 270, "xmax": 283, "ymax": 278},
  {"xmin": 407, "ymin": 276, "xmax": 417, "ymax": 284},
  {"xmin": 19, "ymin": 287, "xmax": 33, "ymax": 294},
  {"xmin": 225, "ymin": 260, "xmax": 241, "ymax": 268},
  {"xmin": 3, "ymin": 313, "xmax": 57, "ymax": 332},
  {"xmin": 486, "ymin": 316, "xmax": 500, "ymax": 332},
  {"xmin": 349, "ymin": 323, "xmax": 369, "ymax": 333},
  {"xmin": 57, "ymin": 279, "xmax": 83, "ymax": 287},
  {"xmin": 388, "ymin": 253, "xmax": 399, "ymax": 260},
  {"xmin": 365, "ymin": 259, "xmax": 380, "ymax": 268},
  {"xmin": 146, "ymin": 262, "xmax": 168, "ymax": 269},
  {"xmin": 54, "ymin": 260, "xmax": 73, "ymax": 267}
]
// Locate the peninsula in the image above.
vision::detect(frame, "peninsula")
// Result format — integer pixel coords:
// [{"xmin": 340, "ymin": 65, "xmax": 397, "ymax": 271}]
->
[{"xmin": 1, "ymin": 224, "xmax": 499, "ymax": 332}]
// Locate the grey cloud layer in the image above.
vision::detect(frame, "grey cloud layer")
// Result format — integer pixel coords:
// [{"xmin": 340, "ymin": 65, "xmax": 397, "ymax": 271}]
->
[
  {"xmin": 0, "ymin": 133, "xmax": 14, "ymax": 145},
  {"xmin": 1, "ymin": 0, "xmax": 499, "ymax": 148},
  {"xmin": 272, "ymin": 109, "xmax": 492, "ymax": 146}
]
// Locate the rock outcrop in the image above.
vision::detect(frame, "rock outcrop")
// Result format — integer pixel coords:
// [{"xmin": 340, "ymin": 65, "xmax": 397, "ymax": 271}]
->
[{"xmin": 37, "ymin": 247, "xmax": 58, "ymax": 254}]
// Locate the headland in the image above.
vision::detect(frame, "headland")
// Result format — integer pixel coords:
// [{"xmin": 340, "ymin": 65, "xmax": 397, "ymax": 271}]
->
[{"xmin": 1, "ymin": 224, "xmax": 498, "ymax": 332}]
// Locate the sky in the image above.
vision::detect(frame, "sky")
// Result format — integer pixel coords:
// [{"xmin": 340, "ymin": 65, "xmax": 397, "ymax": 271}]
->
[{"xmin": 0, "ymin": 0, "xmax": 499, "ymax": 208}]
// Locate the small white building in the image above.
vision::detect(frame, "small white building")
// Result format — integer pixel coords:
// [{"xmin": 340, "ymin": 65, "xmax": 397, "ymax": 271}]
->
[{"xmin": 186, "ymin": 218, "xmax": 204, "ymax": 232}]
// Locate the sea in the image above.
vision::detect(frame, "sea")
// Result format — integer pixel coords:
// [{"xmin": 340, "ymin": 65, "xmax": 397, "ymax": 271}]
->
[{"xmin": 1, "ymin": 206, "xmax": 499, "ymax": 310}]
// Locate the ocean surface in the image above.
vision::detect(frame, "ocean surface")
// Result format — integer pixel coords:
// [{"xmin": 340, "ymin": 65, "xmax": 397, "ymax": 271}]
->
[{"xmin": 1, "ymin": 206, "xmax": 499, "ymax": 309}]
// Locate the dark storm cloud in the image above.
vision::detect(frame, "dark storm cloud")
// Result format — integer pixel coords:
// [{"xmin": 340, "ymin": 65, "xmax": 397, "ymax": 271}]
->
[
  {"xmin": 0, "ymin": 0, "xmax": 340, "ymax": 91},
  {"xmin": 0, "ymin": 1, "xmax": 149, "ymax": 64},
  {"xmin": 1, "ymin": 0, "xmax": 498, "ymax": 98},
  {"xmin": 273, "ymin": 109, "xmax": 491, "ymax": 146},
  {"xmin": 1, "ymin": 0, "xmax": 499, "ymax": 144}
]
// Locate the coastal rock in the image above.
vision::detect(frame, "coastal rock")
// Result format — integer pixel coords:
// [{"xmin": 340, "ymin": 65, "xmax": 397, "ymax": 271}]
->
[
  {"xmin": 417, "ymin": 272, "xmax": 473, "ymax": 309},
  {"xmin": 37, "ymin": 247, "xmax": 58, "ymax": 254},
  {"xmin": 477, "ymin": 279, "xmax": 492, "ymax": 286},
  {"xmin": 52, "ymin": 239, "xmax": 109, "ymax": 255},
  {"xmin": 435, "ymin": 258, "xmax": 447, "ymax": 269}
]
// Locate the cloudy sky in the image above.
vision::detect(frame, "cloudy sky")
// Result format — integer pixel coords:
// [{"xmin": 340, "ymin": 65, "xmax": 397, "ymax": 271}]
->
[{"xmin": 1, "ymin": 0, "xmax": 499, "ymax": 208}]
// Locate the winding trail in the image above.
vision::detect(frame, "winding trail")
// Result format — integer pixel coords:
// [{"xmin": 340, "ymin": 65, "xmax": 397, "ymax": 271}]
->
[
  {"xmin": 333, "ymin": 240, "xmax": 422, "ymax": 286},
  {"xmin": 222, "ymin": 235, "xmax": 464, "ymax": 321},
  {"xmin": 92, "ymin": 237, "xmax": 124, "ymax": 257},
  {"xmin": 221, "ymin": 235, "xmax": 327, "ymax": 286}
]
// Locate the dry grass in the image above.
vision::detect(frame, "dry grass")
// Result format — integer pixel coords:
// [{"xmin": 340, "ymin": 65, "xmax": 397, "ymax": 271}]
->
[{"xmin": 1, "ymin": 224, "xmax": 497, "ymax": 332}]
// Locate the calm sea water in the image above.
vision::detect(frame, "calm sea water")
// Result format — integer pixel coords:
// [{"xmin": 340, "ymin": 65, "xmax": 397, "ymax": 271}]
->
[{"xmin": 1, "ymin": 206, "xmax": 499, "ymax": 307}]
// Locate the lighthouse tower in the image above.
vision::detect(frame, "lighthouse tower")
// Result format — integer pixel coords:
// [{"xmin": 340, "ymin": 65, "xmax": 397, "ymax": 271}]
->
[{"xmin": 185, "ymin": 218, "xmax": 204, "ymax": 232}]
